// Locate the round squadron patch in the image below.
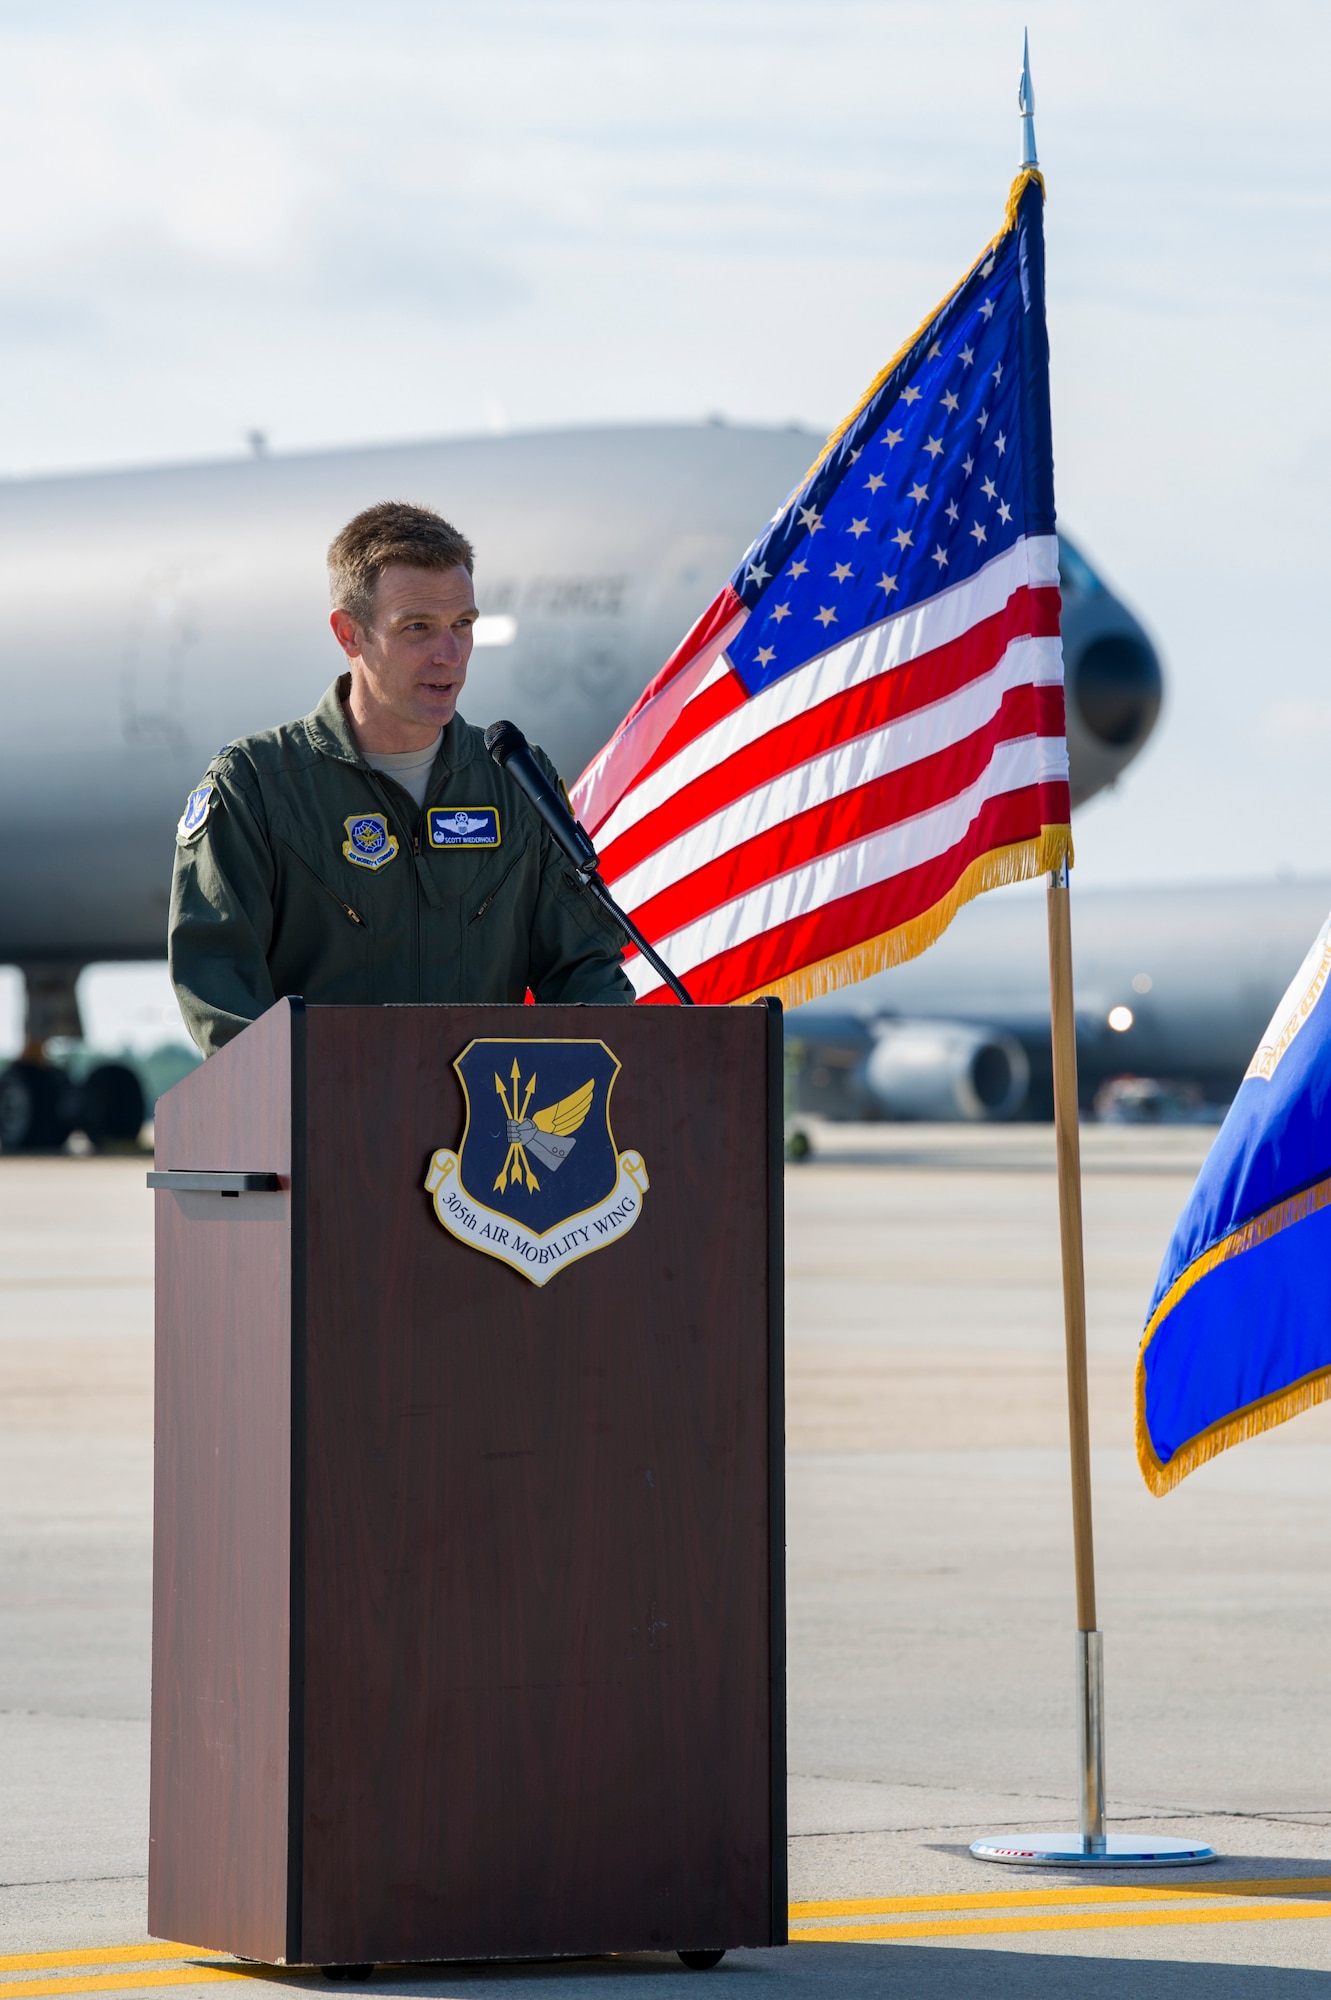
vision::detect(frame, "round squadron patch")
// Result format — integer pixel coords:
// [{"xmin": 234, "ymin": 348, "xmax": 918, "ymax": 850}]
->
[
  {"xmin": 176, "ymin": 782, "xmax": 217, "ymax": 845},
  {"xmin": 342, "ymin": 813, "xmax": 399, "ymax": 870}
]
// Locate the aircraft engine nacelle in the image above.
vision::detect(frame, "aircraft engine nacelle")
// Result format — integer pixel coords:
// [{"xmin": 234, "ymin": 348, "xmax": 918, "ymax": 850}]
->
[
  {"xmin": 1059, "ymin": 535, "xmax": 1163, "ymax": 808},
  {"xmin": 863, "ymin": 1020, "xmax": 1031, "ymax": 1122}
]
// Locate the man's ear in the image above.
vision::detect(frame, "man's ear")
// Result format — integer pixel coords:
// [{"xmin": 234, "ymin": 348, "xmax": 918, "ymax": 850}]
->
[{"xmin": 329, "ymin": 607, "xmax": 365, "ymax": 660}]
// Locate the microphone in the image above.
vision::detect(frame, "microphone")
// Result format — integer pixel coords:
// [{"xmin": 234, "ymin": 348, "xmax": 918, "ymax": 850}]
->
[
  {"xmin": 484, "ymin": 719, "xmax": 599, "ymax": 877},
  {"xmin": 485, "ymin": 718, "xmax": 695, "ymax": 1005}
]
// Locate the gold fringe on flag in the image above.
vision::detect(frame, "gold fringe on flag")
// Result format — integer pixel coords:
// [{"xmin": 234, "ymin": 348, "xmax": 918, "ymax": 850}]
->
[
  {"xmin": 1135, "ymin": 1171, "xmax": 1331, "ymax": 1495},
  {"xmin": 736, "ymin": 821, "xmax": 1072, "ymax": 1013},
  {"xmin": 787, "ymin": 168, "xmax": 1047, "ymax": 506}
]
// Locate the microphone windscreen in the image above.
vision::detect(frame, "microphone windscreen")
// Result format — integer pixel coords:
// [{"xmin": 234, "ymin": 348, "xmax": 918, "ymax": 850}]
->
[{"xmin": 484, "ymin": 719, "xmax": 524, "ymax": 764}]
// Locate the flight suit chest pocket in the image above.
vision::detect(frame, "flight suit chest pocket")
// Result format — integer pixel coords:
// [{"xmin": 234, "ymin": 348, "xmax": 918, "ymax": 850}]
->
[
  {"xmin": 460, "ymin": 840, "xmax": 530, "ymax": 925},
  {"xmin": 277, "ymin": 835, "xmax": 375, "ymax": 933}
]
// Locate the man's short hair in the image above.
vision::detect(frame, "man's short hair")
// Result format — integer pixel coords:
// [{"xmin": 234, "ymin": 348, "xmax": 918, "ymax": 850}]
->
[{"xmin": 328, "ymin": 501, "xmax": 475, "ymax": 631}]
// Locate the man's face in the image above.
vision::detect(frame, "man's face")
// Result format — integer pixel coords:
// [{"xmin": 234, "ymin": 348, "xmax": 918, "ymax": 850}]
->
[{"xmin": 331, "ymin": 563, "xmax": 478, "ymax": 735}]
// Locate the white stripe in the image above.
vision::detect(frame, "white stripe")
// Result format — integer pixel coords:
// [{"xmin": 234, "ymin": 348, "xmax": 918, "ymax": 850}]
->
[
  {"xmin": 628, "ymin": 732, "xmax": 1063, "ymax": 996},
  {"xmin": 608, "ymin": 634, "xmax": 1065, "ymax": 913},
  {"xmin": 594, "ymin": 535, "xmax": 1058, "ymax": 853}
]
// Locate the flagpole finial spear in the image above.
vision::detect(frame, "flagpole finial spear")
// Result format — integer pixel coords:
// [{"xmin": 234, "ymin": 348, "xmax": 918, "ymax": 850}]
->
[{"xmin": 1019, "ymin": 29, "xmax": 1038, "ymax": 168}]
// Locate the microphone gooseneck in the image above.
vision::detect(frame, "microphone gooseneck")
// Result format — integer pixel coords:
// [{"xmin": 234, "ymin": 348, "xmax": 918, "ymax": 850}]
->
[
  {"xmin": 484, "ymin": 719, "xmax": 599, "ymax": 876},
  {"xmin": 485, "ymin": 718, "xmax": 695, "ymax": 1005}
]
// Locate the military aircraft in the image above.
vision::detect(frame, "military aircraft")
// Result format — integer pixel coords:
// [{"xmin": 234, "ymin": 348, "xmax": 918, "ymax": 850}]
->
[
  {"xmin": 0, "ymin": 421, "xmax": 1160, "ymax": 1148},
  {"xmin": 787, "ymin": 875, "xmax": 1331, "ymax": 1125}
]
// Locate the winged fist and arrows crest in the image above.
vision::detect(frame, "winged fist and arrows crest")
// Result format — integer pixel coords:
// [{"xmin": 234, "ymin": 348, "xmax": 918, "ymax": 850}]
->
[
  {"xmin": 493, "ymin": 1061, "xmax": 595, "ymax": 1191},
  {"xmin": 424, "ymin": 1038, "xmax": 649, "ymax": 1286}
]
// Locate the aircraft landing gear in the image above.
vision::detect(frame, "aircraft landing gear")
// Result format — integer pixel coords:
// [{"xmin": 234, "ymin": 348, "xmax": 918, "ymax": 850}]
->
[
  {"xmin": 0, "ymin": 1062, "xmax": 75, "ymax": 1150},
  {"xmin": 0, "ymin": 961, "xmax": 146, "ymax": 1152},
  {"xmin": 677, "ymin": 1950, "xmax": 726, "ymax": 1970},
  {"xmin": 0, "ymin": 1058, "xmax": 144, "ymax": 1152},
  {"xmin": 80, "ymin": 1063, "xmax": 146, "ymax": 1144}
]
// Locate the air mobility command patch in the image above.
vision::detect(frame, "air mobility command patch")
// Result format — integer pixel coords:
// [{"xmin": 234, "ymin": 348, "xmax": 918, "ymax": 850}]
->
[
  {"xmin": 176, "ymin": 782, "xmax": 216, "ymax": 844},
  {"xmin": 428, "ymin": 806, "xmax": 500, "ymax": 848},
  {"xmin": 342, "ymin": 813, "xmax": 398, "ymax": 870},
  {"xmin": 425, "ymin": 1038, "xmax": 648, "ymax": 1286}
]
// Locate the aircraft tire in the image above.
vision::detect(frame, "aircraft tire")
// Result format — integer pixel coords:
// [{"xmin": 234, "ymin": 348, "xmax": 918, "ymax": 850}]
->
[
  {"xmin": 0, "ymin": 1062, "xmax": 74, "ymax": 1151},
  {"xmin": 677, "ymin": 1950, "xmax": 726, "ymax": 1970},
  {"xmin": 80, "ymin": 1063, "xmax": 146, "ymax": 1144}
]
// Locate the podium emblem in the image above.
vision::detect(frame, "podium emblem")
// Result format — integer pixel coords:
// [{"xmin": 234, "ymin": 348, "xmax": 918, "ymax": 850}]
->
[{"xmin": 425, "ymin": 1038, "xmax": 649, "ymax": 1285}]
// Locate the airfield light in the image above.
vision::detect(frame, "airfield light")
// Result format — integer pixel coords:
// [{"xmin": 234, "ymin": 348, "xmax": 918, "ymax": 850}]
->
[
  {"xmin": 472, "ymin": 614, "xmax": 518, "ymax": 648},
  {"xmin": 1108, "ymin": 1006, "xmax": 1134, "ymax": 1033},
  {"xmin": 1131, "ymin": 973, "xmax": 1153, "ymax": 993}
]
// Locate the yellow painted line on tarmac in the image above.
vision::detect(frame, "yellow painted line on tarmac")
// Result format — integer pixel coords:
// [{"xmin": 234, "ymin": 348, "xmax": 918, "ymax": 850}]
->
[
  {"xmin": 0, "ymin": 1948, "xmax": 195, "ymax": 1975},
  {"xmin": 791, "ymin": 1876, "xmax": 1331, "ymax": 1918},
  {"xmin": 0, "ymin": 1950, "xmax": 321, "ymax": 1997},
  {"xmin": 793, "ymin": 1901, "xmax": 1331, "ymax": 1943},
  {"xmin": 0, "ymin": 1972, "xmax": 256, "ymax": 1999}
]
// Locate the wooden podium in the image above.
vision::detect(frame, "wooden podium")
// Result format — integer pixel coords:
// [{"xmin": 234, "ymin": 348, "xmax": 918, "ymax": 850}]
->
[{"xmin": 148, "ymin": 1000, "xmax": 785, "ymax": 1970}]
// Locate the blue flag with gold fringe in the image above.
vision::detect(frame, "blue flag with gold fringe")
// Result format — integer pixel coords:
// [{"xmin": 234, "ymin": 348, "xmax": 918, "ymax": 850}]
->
[{"xmin": 1138, "ymin": 911, "xmax": 1331, "ymax": 1493}]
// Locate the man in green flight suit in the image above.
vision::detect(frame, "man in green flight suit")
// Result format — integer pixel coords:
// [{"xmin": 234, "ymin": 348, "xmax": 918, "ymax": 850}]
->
[{"xmin": 169, "ymin": 501, "xmax": 633, "ymax": 1055}]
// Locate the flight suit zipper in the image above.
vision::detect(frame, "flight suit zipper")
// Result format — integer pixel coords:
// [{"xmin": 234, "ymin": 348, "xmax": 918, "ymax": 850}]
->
[
  {"xmin": 278, "ymin": 839, "xmax": 368, "ymax": 929},
  {"xmin": 359, "ymin": 770, "xmax": 422, "ymax": 1000}
]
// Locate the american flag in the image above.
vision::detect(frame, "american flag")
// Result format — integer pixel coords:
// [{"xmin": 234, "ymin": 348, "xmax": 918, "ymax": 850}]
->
[{"xmin": 571, "ymin": 170, "xmax": 1071, "ymax": 1007}]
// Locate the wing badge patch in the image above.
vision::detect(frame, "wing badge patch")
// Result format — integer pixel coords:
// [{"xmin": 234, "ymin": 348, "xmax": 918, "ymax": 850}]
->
[
  {"xmin": 342, "ymin": 813, "xmax": 399, "ymax": 869},
  {"xmin": 425, "ymin": 1037, "xmax": 648, "ymax": 1285}
]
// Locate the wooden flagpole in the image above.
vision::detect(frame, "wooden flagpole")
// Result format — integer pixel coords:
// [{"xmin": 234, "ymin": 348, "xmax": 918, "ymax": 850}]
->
[
  {"xmin": 969, "ymin": 35, "xmax": 1214, "ymax": 1868},
  {"xmin": 974, "ymin": 856, "xmax": 1215, "ymax": 1864},
  {"xmin": 1046, "ymin": 858, "xmax": 1105, "ymax": 1851},
  {"xmin": 975, "ymin": 854, "xmax": 1215, "ymax": 1862}
]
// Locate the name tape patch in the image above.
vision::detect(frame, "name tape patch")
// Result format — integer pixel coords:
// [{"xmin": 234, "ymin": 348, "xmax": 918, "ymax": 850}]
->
[
  {"xmin": 342, "ymin": 813, "xmax": 399, "ymax": 870},
  {"xmin": 428, "ymin": 806, "xmax": 501, "ymax": 848}
]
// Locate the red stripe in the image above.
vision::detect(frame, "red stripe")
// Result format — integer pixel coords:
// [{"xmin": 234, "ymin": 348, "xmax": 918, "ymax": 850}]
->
[
  {"xmin": 626, "ymin": 683, "xmax": 1065, "ymax": 945},
  {"xmin": 1033, "ymin": 682, "xmax": 1065, "ymax": 736},
  {"xmin": 600, "ymin": 584, "xmax": 1061, "ymax": 882},
  {"xmin": 638, "ymin": 785, "xmax": 1069, "ymax": 1004},
  {"xmin": 612, "ymin": 583, "xmax": 743, "ymax": 735}
]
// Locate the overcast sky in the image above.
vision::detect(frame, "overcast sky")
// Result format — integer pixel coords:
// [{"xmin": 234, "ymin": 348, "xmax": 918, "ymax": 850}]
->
[{"xmin": 0, "ymin": 0, "xmax": 1328, "ymax": 1049}]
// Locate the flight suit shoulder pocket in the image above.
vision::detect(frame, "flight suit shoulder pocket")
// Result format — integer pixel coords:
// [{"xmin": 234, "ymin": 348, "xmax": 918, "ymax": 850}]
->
[{"xmin": 554, "ymin": 867, "xmax": 627, "ymax": 946}]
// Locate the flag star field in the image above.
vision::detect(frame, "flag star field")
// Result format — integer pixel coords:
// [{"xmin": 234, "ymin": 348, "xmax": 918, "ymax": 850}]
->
[{"xmin": 728, "ymin": 247, "xmax": 1024, "ymax": 698}]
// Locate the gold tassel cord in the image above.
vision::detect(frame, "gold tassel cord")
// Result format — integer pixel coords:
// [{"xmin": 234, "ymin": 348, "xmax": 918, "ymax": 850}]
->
[
  {"xmin": 784, "ymin": 169, "xmax": 1047, "ymax": 511},
  {"xmin": 734, "ymin": 823, "xmax": 1072, "ymax": 1013},
  {"xmin": 1135, "ymin": 1171, "xmax": 1331, "ymax": 1494}
]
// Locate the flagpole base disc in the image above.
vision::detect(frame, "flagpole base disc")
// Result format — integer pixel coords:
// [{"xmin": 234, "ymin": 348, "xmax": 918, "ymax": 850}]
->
[{"xmin": 970, "ymin": 1834, "xmax": 1216, "ymax": 1868}]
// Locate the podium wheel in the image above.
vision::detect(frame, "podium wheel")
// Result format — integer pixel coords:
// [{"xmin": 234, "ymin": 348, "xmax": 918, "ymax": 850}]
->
[
  {"xmin": 677, "ymin": 1950, "xmax": 726, "ymax": 1970},
  {"xmin": 320, "ymin": 1967, "xmax": 373, "ymax": 1982}
]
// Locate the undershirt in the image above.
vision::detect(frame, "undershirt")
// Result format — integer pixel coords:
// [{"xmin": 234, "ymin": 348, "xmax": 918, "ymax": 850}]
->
[{"xmin": 362, "ymin": 732, "xmax": 443, "ymax": 812}]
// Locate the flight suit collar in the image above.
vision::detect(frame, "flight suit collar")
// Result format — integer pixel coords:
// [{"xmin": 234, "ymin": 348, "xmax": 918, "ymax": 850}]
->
[{"xmin": 303, "ymin": 674, "xmax": 476, "ymax": 775}]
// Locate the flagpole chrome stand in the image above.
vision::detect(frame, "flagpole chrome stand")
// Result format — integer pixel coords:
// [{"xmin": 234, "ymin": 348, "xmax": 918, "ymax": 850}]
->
[
  {"xmin": 971, "ymin": 848, "xmax": 1215, "ymax": 1867},
  {"xmin": 970, "ymin": 1629, "xmax": 1214, "ymax": 1867}
]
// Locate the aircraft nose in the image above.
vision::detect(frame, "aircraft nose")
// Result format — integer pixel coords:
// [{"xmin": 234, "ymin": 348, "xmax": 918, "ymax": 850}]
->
[{"xmin": 1070, "ymin": 631, "xmax": 1163, "ymax": 749}]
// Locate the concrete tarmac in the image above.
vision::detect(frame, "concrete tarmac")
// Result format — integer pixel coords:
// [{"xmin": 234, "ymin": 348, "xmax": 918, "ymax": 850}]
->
[{"xmin": 2, "ymin": 1129, "xmax": 1330, "ymax": 1995}]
